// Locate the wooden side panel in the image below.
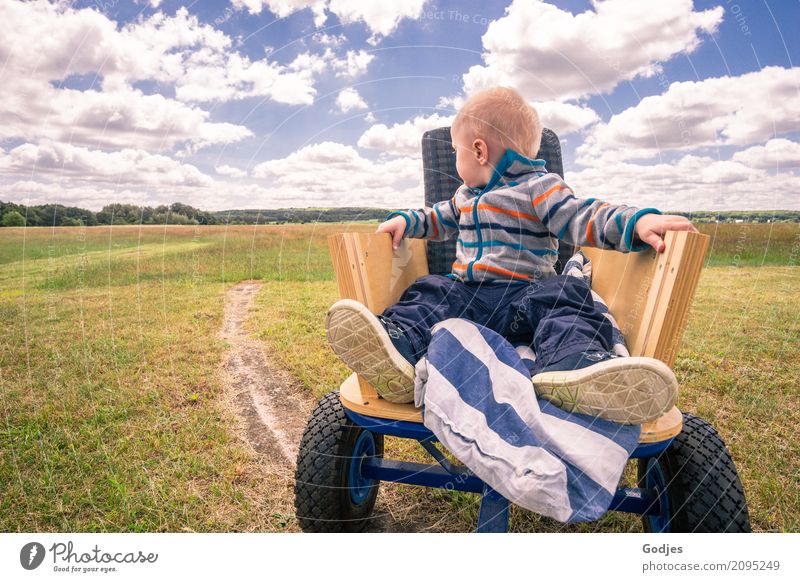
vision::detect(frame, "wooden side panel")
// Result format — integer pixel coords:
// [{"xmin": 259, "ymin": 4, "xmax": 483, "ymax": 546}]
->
[
  {"xmin": 327, "ymin": 232, "xmax": 429, "ymax": 313},
  {"xmin": 638, "ymin": 231, "xmax": 709, "ymax": 366},
  {"xmin": 579, "ymin": 244, "xmax": 659, "ymax": 352},
  {"xmin": 581, "ymin": 231, "xmax": 709, "ymax": 366},
  {"xmin": 327, "ymin": 233, "xmax": 363, "ymax": 303}
]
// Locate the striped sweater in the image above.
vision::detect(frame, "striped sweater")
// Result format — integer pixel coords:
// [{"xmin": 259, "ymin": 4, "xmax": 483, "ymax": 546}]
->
[{"xmin": 387, "ymin": 149, "xmax": 661, "ymax": 283}]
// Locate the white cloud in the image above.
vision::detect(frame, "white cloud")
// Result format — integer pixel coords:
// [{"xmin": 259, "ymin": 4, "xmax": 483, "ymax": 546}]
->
[
  {"xmin": 0, "ymin": 82, "xmax": 252, "ymax": 152},
  {"xmin": 336, "ymin": 88, "xmax": 368, "ymax": 113},
  {"xmin": 463, "ymin": 0, "xmax": 722, "ymax": 101},
  {"xmin": 215, "ymin": 165, "xmax": 248, "ymax": 178},
  {"xmin": 0, "ymin": 142, "xmax": 213, "ymax": 187},
  {"xmin": 310, "ymin": 32, "xmax": 347, "ymax": 46},
  {"xmin": 328, "ymin": 0, "xmax": 427, "ymax": 43},
  {"xmin": 436, "ymin": 94, "xmax": 464, "ymax": 111},
  {"xmin": 364, "ymin": 112, "xmax": 377, "ymax": 123},
  {"xmin": 332, "ymin": 50, "xmax": 375, "ymax": 78},
  {"xmin": 532, "ymin": 101, "xmax": 599, "ymax": 136},
  {"xmin": 252, "ymin": 141, "xmax": 422, "ymax": 206},
  {"xmin": 731, "ymin": 139, "xmax": 800, "ymax": 170},
  {"xmin": 117, "ymin": 7, "xmax": 326, "ymax": 105},
  {"xmin": 358, "ymin": 113, "xmax": 455, "ymax": 157},
  {"xmin": 372, "ymin": 100, "xmax": 597, "ymax": 156},
  {"xmin": 0, "ymin": 2, "xmax": 297, "ymax": 152},
  {"xmin": 576, "ymin": 66, "xmax": 800, "ymax": 164},
  {"xmin": 232, "ymin": 0, "xmax": 426, "ymax": 41},
  {"xmin": 233, "ymin": 0, "xmax": 328, "ymax": 26},
  {"xmin": 1, "ymin": 140, "xmax": 428, "ymax": 212},
  {"xmin": 566, "ymin": 152, "xmax": 800, "ymax": 211}
]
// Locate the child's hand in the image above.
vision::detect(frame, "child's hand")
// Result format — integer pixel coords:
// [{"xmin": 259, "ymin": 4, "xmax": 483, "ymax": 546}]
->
[
  {"xmin": 634, "ymin": 214, "xmax": 699, "ymax": 253},
  {"xmin": 635, "ymin": 214, "xmax": 697, "ymax": 253},
  {"xmin": 375, "ymin": 215, "xmax": 408, "ymax": 250}
]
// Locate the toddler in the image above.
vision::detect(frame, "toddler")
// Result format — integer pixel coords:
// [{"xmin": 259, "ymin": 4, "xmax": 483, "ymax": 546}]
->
[{"xmin": 325, "ymin": 86, "xmax": 698, "ymax": 424}]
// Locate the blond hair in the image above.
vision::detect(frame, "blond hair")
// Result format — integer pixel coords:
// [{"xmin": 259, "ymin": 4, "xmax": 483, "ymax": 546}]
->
[{"xmin": 453, "ymin": 86, "xmax": 542, "ymax": 158}]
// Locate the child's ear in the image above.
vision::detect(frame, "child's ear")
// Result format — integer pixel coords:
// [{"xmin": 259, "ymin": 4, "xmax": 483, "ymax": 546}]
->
[{"xmin": 473, "ymin": 139, "xmax": 489, "ymax": 165}]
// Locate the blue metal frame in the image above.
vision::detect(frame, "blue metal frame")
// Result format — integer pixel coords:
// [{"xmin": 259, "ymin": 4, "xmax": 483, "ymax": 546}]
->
[
  {"xmin": 343, "ymin": 406, "xmax": 675, "ymax": 532},
  {"xmin": 348, "ymin": 430, "xmax": 377, "ymax": 505}
]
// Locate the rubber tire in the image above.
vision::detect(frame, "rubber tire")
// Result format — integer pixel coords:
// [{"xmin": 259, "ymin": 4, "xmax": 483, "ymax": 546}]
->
[
  {"xmin": 294, "ymin": 392, "xmax": 384, "ymax": 532},
  {"xmin": 637, "ymin": 412, "xmax": 751, "ymax": 532}
]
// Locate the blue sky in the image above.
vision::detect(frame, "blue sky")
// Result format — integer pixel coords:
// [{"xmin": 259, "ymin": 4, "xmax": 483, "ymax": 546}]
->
[{"xmin": 0, "ymin": 0, "xmax": 798, "ymax": 211}]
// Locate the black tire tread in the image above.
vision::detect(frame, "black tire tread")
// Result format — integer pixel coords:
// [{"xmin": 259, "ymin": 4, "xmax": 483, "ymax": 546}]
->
[
  {"xmin": 639, "ymin": 412, "xmax": 751, "ymax": 533},
  {"xmin": 294, "ymin": 392, "xmax": 382, "ymax": 532}
]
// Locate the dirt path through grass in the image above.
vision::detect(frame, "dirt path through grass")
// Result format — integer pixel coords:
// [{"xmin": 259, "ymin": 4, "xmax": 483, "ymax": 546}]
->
[
  {"xmin": 220, "ymin": 280, "xmax": 315, "ymax": 473},
  {"xmin": 220, "ymin": 280, "xmax": 447, "ymax": 532}
]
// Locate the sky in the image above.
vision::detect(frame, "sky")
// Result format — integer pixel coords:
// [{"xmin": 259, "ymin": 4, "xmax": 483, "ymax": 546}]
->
[{"xmin": 0, "ymin": 0, "xmax": 798, "ymax": 212}]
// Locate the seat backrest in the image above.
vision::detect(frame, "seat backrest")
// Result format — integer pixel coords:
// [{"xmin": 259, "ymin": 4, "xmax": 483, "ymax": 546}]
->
[{"xmin": 421, "ymin": 126, "xmax": 572, "ymax": 275}]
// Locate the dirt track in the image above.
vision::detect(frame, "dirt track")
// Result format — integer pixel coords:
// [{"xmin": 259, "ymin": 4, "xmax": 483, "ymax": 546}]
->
[
  {"xmin": 220, "ymin": 280, "xmax": 315, "ymax": 473},
  {"xmin": 219, "ymin": 280, "xmax": 446, "ymax": 532}
]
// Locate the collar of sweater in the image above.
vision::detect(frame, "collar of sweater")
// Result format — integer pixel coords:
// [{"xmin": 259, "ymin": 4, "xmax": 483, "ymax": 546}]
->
[{"xmin": 471, "ymin": 149, "xmax": 547, "ymax": 195}]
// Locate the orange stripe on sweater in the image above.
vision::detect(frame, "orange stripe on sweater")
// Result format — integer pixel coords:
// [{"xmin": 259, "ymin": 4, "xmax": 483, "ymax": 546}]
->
[
  {"xmin": 585, "ymin": 202, "xmax": 609, "ymax": 247},
  {"xmin": 430, "ymin": 210, "xmax": 439, "ymax": 238},
  {"xmin": 458, "ymin": 203, "xmax": 540, "ymax": 222},
  {"xmin": 452, "ymin": 262, "xmax": 532, "ymax": 280},
  {"xmin": 532, "ymin": 184, "xmax": 568, "ymax": 206}
]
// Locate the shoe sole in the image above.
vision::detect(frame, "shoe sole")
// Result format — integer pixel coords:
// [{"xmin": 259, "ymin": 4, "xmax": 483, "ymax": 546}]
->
[
  {"xmin": 325, "ymin": 299, "xmax": 416, "ymax": 404},
  {"xmin": 531, "ymin": 357, "xmax": 678, "ymax": 425}
]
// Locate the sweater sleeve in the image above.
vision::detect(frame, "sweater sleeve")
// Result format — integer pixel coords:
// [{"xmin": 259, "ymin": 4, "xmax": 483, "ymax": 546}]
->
[
  {"xmin": 385, "ymin": 186, "xmax": 465, "ymax": 242},
  {"xmin": 528, "ymin": 174, "xmax": 662, "ymax": 253}
]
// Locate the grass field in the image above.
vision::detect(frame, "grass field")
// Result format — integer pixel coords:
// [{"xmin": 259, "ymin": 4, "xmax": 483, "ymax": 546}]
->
[{"xmin": 0, "ymin": 221, "xmax": 798, "ymax": 532}]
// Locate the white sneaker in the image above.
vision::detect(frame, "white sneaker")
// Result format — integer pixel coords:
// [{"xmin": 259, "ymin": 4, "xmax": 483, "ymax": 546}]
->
[
  {"xmin": 325, "ymin": 299, "xmax": 416, "ymax": 403},
  {"xmin": 531, "ymin": 356, "xmax": 678, "ymax": 425}
]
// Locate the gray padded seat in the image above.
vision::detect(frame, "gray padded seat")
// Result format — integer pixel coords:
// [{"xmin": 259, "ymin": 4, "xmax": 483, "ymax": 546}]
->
[{"xmin": 420, "ymin": 127, "xmax": 573, "ymax": 276}]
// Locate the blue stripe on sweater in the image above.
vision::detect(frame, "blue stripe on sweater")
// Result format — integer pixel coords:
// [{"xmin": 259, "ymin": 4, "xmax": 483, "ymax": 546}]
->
[
  {"xmin": 460, "ymin": 222, "xmax": 551, "ymax": 238},
  {"xmin": 435, "ymin": 203, "xmax": 458, "ymax": 229},
  {"xmin": 458, "ymin": 238, "xmax": 558, "ymax": 255},
  {"xmin": 541, "ymin": 194, "xmax": 576, "ymax": 225}
]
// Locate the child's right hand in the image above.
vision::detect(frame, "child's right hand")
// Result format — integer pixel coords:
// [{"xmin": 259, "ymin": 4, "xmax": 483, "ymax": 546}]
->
[{"xmin": 375, "ymin": 215, "xmax": 407, "ymax": 250}]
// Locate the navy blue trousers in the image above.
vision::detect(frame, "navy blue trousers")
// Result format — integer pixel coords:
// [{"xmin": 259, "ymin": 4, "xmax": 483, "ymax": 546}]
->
[{"xmin": 381, "ymin": 274, "xmax": 616, "ymax": 376}]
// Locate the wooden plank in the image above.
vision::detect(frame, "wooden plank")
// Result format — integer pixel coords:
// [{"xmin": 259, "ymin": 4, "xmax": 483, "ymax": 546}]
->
[
  {"xmin": 344, "ymin": 234, "xmax": 369, "ymax": 304},
  {"xmin": 342, "ymin": 373, "xmax": 682, "ymax": 443},
  {"xmin": 358, "ymin": 233, "xmax": 429, "ymax": 312},
  {"xmin": 581, "ymin": 231, "xmax": 709, "ymax": 365},
  {"xmin": 340, "ymin": 373, "xmax": 424, "ymax": 422},
  {"xmin": 649, "ymin": 232, "xmax": 709, "ymax": 366},
  {"xmin": 639, "ymin": 405, "xmax": 683, "ymax": 443},
  {"xmin": 327, "ymin": 234, "xmax": 358, "ymax": 301},
  {"xmin": 578, "ymin": 244, "xmax": 659, "ymax": 351},
  {"xmin": 327, "ymin": 233, "xmax": 429, "ymax": 313},
  {"xmin": 637, "ymin": 231, "xmax": 709, "ymax": 366}
]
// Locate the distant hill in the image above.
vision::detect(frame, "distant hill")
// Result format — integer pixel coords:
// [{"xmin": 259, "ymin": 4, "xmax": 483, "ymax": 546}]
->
[{"xmin": 2, "ymin": 200, "xmax": 799, "ymax": 227}]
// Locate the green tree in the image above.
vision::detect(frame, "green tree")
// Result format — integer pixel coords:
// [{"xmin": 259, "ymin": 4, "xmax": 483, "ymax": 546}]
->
[{"xmin": 1, "ymin": 210, "xmax": 26, "ymax": 226}]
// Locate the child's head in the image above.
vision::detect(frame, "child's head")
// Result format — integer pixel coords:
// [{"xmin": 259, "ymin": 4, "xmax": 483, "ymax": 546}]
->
[{"xmin": 450, "ymin": 86, "xmax": 542, "ymax": 188}]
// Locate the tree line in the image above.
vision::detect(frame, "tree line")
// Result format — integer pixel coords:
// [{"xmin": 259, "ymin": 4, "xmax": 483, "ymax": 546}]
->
[{"xmin": 1, "ymin": 200, "xmax": 798, "ymax": 227}]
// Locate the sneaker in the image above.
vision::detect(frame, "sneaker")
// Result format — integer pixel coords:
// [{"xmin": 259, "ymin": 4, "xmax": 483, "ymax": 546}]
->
[
  {"xmin": 325, "ymin": 299, "xmax": 416, "ymax": 403},
  {"xmin": 531, "ymin": 352, "xmax": 678, "ymax": 425}
]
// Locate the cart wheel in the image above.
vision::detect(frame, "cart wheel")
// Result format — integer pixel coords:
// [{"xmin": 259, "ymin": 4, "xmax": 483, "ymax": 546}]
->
[
  {"xmin": 294, "ymin": 392, "xmax": 383, "ymax": 532},
  {"xmin": 637, "ymin": 412, "xmax": 751, "ymax": 532}
]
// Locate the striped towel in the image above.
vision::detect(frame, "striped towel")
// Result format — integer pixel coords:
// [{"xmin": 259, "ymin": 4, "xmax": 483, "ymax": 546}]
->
[{"xmin": 412, "ymin": 252, "xmax": 641, "ymax": 523}]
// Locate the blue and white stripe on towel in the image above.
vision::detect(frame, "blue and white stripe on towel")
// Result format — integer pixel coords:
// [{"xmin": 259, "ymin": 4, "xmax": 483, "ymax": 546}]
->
[
  {"xmin": 413, "ymin": 318, "xmax": 641, "ymax": 523},
  {"xmin": 413, "ymin": 251, "xmax": 642, "ymax": 523}
]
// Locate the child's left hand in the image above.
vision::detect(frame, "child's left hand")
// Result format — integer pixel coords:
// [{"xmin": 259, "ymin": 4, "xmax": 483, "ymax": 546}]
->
[{"xmin": 634, "ymin": 214, "xmax": 699, "ymax": 253}]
